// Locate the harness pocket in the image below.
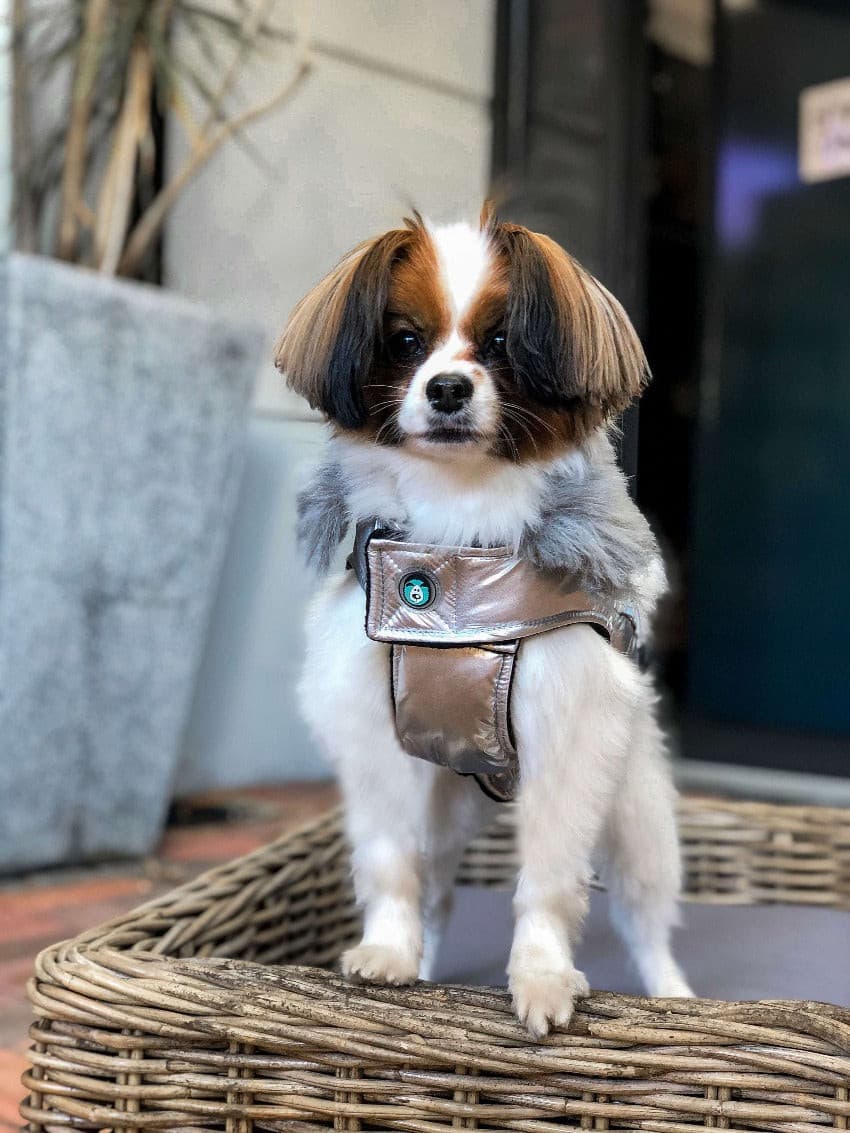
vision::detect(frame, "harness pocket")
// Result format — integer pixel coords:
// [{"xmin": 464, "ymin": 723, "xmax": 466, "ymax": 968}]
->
[{"xmin": 390, "ymin": 642, "xmax": 518, "ymax": 775}]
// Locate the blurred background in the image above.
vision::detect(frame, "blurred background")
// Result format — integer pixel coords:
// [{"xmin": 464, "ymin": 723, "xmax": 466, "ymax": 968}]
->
[
  {"xmin": 2, "ymin": 0, "xmax": 850, "ymax": 884},
  {"xmin": 2, "ymin": 2, "xmax": 850, "ymax": 1114}
]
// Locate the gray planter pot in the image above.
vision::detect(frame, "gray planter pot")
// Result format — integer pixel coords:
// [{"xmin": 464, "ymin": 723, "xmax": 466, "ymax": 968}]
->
[{"xmin": 0, "ymin": 254, "xmax": 261, "ymax": 872}]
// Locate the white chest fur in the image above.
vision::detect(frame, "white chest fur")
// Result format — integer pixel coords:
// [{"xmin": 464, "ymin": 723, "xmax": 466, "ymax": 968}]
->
[{"xmin": 333, "ymin": 437, "xmax": 551, "ymax": 549}]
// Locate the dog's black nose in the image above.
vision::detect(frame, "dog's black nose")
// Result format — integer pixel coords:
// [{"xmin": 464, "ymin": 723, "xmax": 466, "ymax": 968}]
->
[{"xmin": 425, "ymin": 373, "xmax": 473, "ymax": 414}]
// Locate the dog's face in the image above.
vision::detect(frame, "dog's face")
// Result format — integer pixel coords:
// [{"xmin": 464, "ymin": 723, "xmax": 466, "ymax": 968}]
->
[{"xmin": 276, "ymin": 207, "xmax": 648, "ymax": 462}]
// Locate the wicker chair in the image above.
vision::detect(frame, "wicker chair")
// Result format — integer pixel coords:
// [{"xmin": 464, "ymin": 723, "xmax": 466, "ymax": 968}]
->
[{"xmin": 21, "ymin": 795, "xmax": 850, "ymax": 1131}]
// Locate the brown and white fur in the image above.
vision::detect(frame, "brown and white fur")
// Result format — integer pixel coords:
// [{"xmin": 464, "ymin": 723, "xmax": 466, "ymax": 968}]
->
[{"xmin": 276, "ymin": 207, "xmax": 693, "ymax": 1036}]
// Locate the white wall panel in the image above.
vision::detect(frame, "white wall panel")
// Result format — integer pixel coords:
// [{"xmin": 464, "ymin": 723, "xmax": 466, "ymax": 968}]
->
[
  {"xmin": 169, "ymin": 2, "xmax": 496, "ymax": 787},
  {"xmin": 165, "ymin": 1, "xmax": 495, "ymax": 416},
  {"xmin": 176, "ymin": 417, "xmax": 333, "ymax": 792}
]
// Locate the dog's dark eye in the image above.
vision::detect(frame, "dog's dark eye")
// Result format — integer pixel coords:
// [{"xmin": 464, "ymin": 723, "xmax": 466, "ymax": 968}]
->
[
  {"xmin": 483, "ymin": 331, "xmax": 507, "ymax": 361},
  {"xmin": 387, "ymin": 330, "xmax": 423, "ymax": 362}
]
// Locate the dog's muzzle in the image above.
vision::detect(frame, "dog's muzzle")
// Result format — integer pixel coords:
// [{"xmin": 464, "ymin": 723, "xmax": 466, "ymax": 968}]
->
[{"xmin": 348, "ymin": 520, "xmax": 638, "ymax": 802}]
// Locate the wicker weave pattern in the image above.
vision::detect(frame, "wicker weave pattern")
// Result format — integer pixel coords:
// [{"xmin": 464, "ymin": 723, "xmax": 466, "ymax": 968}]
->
[
  {"xmin": 457, "ymin": 796, "xmax": 850, "ymax": 906},
  {"xmin": 21, "ymin": 797, "xmax": 850, "ymax": 1131}
]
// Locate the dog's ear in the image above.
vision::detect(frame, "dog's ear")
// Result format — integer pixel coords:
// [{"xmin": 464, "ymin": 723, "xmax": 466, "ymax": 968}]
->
[
  {"xmin": 496, "ymin": 224, "xmax": 649, "ymax": 416},
  {"xmin": 275, "ymin": 228, "xmax": 411, "ymax": 428},
  {"xmin": 479, "ymin": 198, "xmax": 498, "ymax": 234}
]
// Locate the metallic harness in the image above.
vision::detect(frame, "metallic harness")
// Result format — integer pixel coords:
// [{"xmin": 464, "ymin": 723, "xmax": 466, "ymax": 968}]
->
[{"xmin": 348, "ymin": 520, "xmax": 639, "ymax": 802}]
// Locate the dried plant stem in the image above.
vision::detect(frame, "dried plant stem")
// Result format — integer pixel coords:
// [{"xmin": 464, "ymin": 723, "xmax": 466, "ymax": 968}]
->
[
  {"xmin": 201, "ymin": 0, "xmax": 277, "ymax": 133},
  {"xmin": 12, "ymin": 0, "xmax": 37, "ymax": 251},
  {"xmin": 93, "ymin": 40, "xmax": 153, "ymax": 275},
  {"xmin": 56, "ymin": 0, "xmax": 110, "ymax": 261},
  {"xmin": 117, "ymin": 57, "xmax": 311, "ymax": 277}
]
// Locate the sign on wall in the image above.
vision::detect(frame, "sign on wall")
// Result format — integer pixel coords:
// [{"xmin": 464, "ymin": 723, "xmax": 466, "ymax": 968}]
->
[{"xmin": 799, "ymin": 77, "xmax": 850, "ymax": 184}]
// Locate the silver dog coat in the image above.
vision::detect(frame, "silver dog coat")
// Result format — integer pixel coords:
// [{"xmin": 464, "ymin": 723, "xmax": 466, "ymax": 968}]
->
[{"xmin": 349, "ymin": 520, "xmax": 638, "ymax": 801}]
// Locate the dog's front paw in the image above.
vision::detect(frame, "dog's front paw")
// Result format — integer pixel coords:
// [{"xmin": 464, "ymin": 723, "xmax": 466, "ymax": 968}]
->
[
  {"xmin": 510, "ymin": 967, "xmax": 590, "ymax": 1038},
  {"xmin": 651, "ymin": 968, "xmax": 695, "ymax": 999},
  {"xmin": 341, "ymin": 943, "xmax": 419, "ymax": 986}
]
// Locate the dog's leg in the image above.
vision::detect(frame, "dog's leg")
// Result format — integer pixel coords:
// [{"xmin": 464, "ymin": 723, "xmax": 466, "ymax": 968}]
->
[
  {"xmin": 331, "ymin": 707, "xmax": 435, "ymax": 987},
  {"xmin": 603, "ymin": 690, "xmax": 694, "ymax": 998},
  {"xmin": 299, "ymin": 575, "xmax": 438, "ymax": 986},
  {"xmin": 419, "ymin": 776, "xmax": 497, "ymax": 980},
  {"xmin": 339, "ymin": 762, "xmax": 428, "ymax": 986},
  {"xmin": 507, "ymin": 626, "xmax": 633, "ymax": 1037}
]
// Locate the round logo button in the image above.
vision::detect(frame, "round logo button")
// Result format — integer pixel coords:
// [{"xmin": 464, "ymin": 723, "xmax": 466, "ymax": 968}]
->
[{"xmin": 400, "ymin": 571, "xmax": 437, "ymax": 610}]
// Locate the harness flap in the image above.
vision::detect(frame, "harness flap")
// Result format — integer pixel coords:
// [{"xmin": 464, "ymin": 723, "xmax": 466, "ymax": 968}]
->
[
  {"xmin": 365, "ymin": 537, "xmax": 635, "ymax": 651},
  {"xmin": 392, "ymin": 642, "xmax": 517, "ymax": 774}
]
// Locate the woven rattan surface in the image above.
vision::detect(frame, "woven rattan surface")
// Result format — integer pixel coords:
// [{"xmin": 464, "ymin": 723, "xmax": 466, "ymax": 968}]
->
[{"xmin": 21, "ymin": 796, "xmax": 850, "ymax": 1131}]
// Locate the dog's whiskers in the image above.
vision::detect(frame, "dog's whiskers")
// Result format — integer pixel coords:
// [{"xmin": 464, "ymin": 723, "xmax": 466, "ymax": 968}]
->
[
  {"xmin": 496, "ymin": 420, "xmax": 520, "ymax": 462},
  {"xmin": 500, "ymin": 407, "xmax": 540, "ymax": 455},
  {"xmin": 375, "ymin": 416, "xmax": 402, "ymax": 445},
  {"xmin": 504, "ymin": 402, "xmax": 558, "ymax": 441}
]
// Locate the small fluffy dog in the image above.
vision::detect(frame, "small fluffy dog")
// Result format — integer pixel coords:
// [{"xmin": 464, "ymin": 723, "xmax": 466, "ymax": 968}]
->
[{"xmin": 276, "ymin": 205, "xmax": 693, "ymax": 1036}]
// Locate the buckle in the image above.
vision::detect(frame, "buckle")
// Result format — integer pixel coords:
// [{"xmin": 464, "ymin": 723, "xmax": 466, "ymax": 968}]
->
[{"xmin": 346, "ymin": 518, "xmax": 403, "ymax": 590}]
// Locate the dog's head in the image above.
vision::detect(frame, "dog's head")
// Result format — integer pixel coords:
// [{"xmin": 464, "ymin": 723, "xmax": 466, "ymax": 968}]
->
[{"xmin": 275, "ymin": 205, "xmax": 648, "ymax": 461}]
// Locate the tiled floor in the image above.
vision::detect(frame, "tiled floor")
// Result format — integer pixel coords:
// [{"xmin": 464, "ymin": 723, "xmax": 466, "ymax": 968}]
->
[{"xmin": 0, "ymin": 781, "xmax": 336, "ymax": 1131}]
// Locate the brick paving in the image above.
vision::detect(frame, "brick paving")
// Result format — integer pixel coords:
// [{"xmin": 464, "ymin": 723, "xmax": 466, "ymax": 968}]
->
[{"xmin": 0, "ymin": 781, "xmax": 336, "ymax": 1131}]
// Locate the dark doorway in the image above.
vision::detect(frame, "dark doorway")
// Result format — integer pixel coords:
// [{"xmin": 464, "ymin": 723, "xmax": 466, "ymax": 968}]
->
[
  {"xmin": 492, "ymin": 0, "xmax": 850, "ymax": 780},
  {"xmin": 687, "ymin": 0, "xmax": 850, "ymax": 775}
]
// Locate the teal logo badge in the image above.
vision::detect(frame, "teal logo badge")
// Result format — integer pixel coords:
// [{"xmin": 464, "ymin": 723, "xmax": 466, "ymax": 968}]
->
[{"xmin": 400, "ymin": 572, "xmax": 436, "ymax": 610}]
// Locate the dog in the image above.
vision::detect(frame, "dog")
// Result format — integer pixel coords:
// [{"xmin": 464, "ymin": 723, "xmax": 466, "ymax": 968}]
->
[{"xmin": 276, "ymin": 205, "xmax": 693, "ymax": 1036}]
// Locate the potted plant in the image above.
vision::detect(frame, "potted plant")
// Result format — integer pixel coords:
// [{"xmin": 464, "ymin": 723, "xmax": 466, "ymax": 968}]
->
[{"xmin": 0, "ymin": 0, "xmax": 311, "ymax": 871}]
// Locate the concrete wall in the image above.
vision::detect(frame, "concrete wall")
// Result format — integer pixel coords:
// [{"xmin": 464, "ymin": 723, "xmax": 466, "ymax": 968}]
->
[{"xmin": 169, "ymin": 1, "xmax": 496, "ymax": 791}]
